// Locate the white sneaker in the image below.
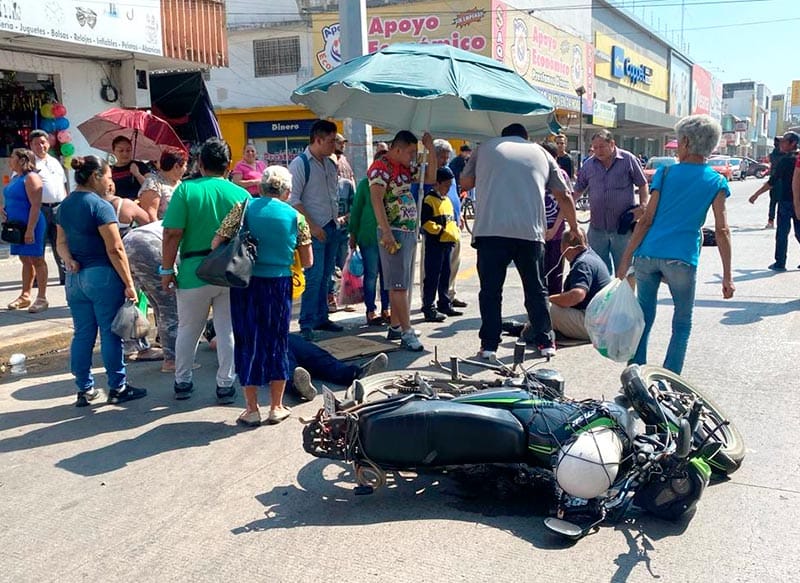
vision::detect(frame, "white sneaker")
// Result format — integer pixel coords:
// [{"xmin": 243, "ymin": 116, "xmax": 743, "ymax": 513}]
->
[
  {"xmin": 400, "ymin": 330, "xmax": 424, "ymax": 352},
  {"xmin": 477, "ymin": 349, "xmax": 497, "ymax": 362},
  {"xmin": 538, "ymin": 344, "xmax": 556, "ymax": 358}
]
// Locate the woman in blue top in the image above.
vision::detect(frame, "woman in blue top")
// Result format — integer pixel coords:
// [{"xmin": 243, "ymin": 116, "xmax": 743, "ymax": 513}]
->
[
  {"xmin": 616, "ymin": 115, "xmax": 735, "ymax": 374},
  {"xmin": 213, "ymin": 166, "xmax": 313, "ymax": 427},
  {"xmin": 3, "ymin": 149, "xmax": 47, "ymax": 313},
  {"xmin": 56, "ymin": 156, "xmax": 147, "ymax": 407}
]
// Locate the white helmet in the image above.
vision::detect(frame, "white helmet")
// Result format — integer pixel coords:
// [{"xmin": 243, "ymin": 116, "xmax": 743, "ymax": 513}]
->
[{"xmin": 555, "ymin": 427, "xmax": 623, "ymax": 499}]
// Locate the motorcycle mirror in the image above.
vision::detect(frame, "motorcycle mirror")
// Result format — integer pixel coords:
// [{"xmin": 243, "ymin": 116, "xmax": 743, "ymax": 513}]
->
[
  {"xmin": 513, "ymin": 340, "xmax": 526, "ymax": 366},
  {"xmin": 676, "ymin": 418, "xmax": 692, "ymax": 458},
  {"xmin": 544, "ymin": 517, "xmax": 585, "ymax": 540}
]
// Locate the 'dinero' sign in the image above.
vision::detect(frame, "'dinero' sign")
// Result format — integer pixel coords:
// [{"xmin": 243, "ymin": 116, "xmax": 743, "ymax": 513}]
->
[{"xmin": 611, "ymin": 46, "xmax": 652, "ymax": 86}]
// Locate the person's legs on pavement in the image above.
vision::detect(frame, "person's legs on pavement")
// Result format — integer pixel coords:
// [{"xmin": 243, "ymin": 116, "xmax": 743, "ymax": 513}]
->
[
  {"xmin": 435, "ymin": 244, "xmax": 453, "ymax": 313},
  {"xmin": 588, "ymin": 226, "xmax": 613, "ymax": 275},
  {"xmin": 513, "ymin": 239, "xmax": 554, "ymax": 352},
  {"xmin": 447, "ymin": 236, "xmax": 462, "ymax": 304},
  {"xmin": 772, "ymin": 200, "xmax": 792, "ymax": 269},
  {"xmin": 550, "ymin": 304, "xmax": 590, "ymax": 340},
  {"xmin": 174, "ymin": 286, "xmax": 213, "ymax": 396},
  {"xmin": 299, "ymin": 233, "xmax": 327, "ymax": 334},
  {"xmin": 476, "ymin": 236, "xmax": 512, "ymax": 354},
  {"xmin": 66, "ymin": 269, "xmax": 98, "ymax": 393},
  {"xmin": 661, "ymin": 259, "xmax": 697, "ymax": 374},
  {"xmin": 631, "ymin": 257, "xmax": 662, "ymax": 366},
  {"xmin": 210, "ymin": 286, "xmax": 236, "ymax": 389},
  {"xmin": 609, "ymin": 231, "xmax": 632, "ymax": 276},
  {"xmin": 315, "ymin": 221, "xmax": 341, "ymax": 329},
  {"xmin": 422, "ymin": 237, "xmax": 445, "ymax": 319},
  {"xmin": 42, "ymin": 205, "xmax": 66, "ymax": 284}
]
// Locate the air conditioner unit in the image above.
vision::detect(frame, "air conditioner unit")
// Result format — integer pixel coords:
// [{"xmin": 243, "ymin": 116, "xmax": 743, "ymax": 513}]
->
[{"xmin": 118, "ymin": 59, "xmax": 151, "ymax": 108}]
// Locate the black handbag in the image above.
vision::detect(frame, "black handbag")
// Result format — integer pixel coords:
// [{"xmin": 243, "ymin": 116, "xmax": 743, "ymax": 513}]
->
[
  {"xmin": 1, "ymin": 220, "xmax": 27, "ymax": 244},
  {"xmin": 196, "ymin": 199, "xmax": 258, "ymax": 288}
]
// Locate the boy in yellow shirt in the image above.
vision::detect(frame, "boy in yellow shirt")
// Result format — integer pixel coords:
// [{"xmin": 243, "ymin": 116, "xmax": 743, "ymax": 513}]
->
[{"xmin": 420, "ymin": 167, "xmax": 462, "ymax": 322}]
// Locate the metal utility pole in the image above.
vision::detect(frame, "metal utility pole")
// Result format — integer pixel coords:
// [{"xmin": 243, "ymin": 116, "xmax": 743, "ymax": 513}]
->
[{"xmin": 339, "ymin": 0, "xmax": 371, "ymax": 180}]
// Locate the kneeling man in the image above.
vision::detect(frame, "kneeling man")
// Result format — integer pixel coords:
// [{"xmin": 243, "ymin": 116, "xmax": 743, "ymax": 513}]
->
[{"xmin": 548, "ymin": 228, "xmax": 611, "ymax": 340}]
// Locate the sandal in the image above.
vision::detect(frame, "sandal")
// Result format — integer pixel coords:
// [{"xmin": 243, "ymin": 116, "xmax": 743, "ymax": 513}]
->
[
  {"xmin": 134, "ymin": 348, "xmax": 164, "ymax": 361},
  {"xmin": 28, "ymin": 298, "xmax": 49, "ymax": 314},
  {"xmin": 7, "ymin": 296, "xmax": 31, "ymax": 310}
]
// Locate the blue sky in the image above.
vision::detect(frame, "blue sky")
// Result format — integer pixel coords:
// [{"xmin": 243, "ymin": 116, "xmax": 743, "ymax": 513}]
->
[{"xmin": 624, "ymin": 0, "xmax": 798, "ymax": 95}]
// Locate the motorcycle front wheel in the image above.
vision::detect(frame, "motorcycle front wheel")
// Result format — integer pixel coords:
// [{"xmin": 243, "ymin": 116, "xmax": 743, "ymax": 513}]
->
[{"xmin": 640, "ymin": 365, "xmax": 745, "ymax": 475}]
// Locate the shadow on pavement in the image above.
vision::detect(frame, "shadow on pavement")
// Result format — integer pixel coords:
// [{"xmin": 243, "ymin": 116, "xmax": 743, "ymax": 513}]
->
[
  {"xmin": 231, "ymin": 458, "xmax": 691, "ymax": 553},
  {"xmin": 55, "ymin": 421, "xmax": 239, "ymax": 475},
  {"xmin": 684, "ymin": 297, "xmax": 800, "ymax": 325}
]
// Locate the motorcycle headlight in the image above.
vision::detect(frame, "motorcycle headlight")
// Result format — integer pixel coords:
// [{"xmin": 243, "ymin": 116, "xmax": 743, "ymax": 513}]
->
[{"xmin": 555, "ymin": 427, "xmax": 623, "ymax": 499}]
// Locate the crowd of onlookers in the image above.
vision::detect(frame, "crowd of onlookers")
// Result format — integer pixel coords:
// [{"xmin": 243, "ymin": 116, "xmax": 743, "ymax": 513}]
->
[{"xmin": 10, "ymin": 111, "xmax": 789, "ymax": 426}]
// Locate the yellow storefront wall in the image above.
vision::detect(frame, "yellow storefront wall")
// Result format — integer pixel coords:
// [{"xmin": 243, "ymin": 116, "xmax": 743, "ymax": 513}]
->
[{"xmin": 216, "ymin": 106, "xmax": 340, "ymax": 162}]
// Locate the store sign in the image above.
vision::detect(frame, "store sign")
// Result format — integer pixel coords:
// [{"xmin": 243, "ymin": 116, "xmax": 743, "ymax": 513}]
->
[
  {"xmin": 594, "ymin": 33, "xmax": 667, "ymax": 101},
  {"xmin": 691, "ymin": 64, "xmax": 712, "ymax": 116},
  {"xmin": 492, "ymin": 1, "xmax": 594, "ymax": 115},
  {"xmin": 246, "ymin": 119, "xmax": 317, "ymax": 139},
  {"xmin": 312, "ymin": 1, "xmax": 491, "ymax": 74},
  {"xmin": 0, "ymin": 0, "xmax": 162, "ymax": 56},
  {"xmin": 734, "ymin": 120, "xmax": 749, "ymax": 133},
  {"xmin": 669, "ymin": 55, "xmax": 691, "ymax": 117},
  {"xmin": 592, "ymin": 101, "xmax": 617, "ymax": 128},
  {"xmin": 611, "ymin": 46, "xmax": 651, "ymax": 86}
]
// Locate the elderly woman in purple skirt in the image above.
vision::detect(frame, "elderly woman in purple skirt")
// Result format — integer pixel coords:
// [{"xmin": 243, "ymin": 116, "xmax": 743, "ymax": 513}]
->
[{"xmin": 213, "ymin": 166, "xmax": 312, "ymax": 427}]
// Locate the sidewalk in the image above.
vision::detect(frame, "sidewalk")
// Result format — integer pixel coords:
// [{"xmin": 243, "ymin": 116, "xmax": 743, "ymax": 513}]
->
[{"xmin": 0, "ymin": 252, "xmax": 73, "ymax": 366}]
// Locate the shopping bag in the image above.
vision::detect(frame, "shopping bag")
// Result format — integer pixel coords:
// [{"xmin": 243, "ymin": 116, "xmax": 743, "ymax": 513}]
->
[
  {"xmin": 349, "ymin": 248, "xmax": 364, "ymax": 277},
  {"xmin": 291, "ymin": 250, "xmax": 305, "ymax": 301},
  {"xmin": 584, "ymin": 279, "xmax": 644, "ymax": 362},
  {"xmin": 337, "ymin": 251, "xmax": 364, "ymax": 306},
  {"xmin": 111, "ymin": 299, "xmax": 151, "ymax": 340}
]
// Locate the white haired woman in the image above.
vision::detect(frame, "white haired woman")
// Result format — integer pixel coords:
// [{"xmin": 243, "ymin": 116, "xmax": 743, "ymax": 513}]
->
[
  {"xmin": 616, "ymin": 114, "xmax": 735, "ymax": 374},
  {"xmin": 212, "ymin": 165, "xmax": 313, "ymax": 426}
]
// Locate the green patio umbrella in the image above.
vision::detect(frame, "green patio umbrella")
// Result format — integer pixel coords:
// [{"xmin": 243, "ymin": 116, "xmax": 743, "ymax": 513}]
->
[{"xmin": 291, "ymin": 43, "xmax": 556, "ymax": 140}]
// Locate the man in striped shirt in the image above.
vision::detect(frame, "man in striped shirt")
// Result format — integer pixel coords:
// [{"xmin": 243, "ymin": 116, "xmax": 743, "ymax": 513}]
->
[{"xmin": 573, "ymin": 130, "xmax": 649, "ymax": 274}]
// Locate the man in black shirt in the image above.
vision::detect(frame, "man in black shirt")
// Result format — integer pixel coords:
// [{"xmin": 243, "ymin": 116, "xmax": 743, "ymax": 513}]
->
[
  {"xmin": 448, "ymin": 144, "xmax": 471, "ymax": 193},
  {"xmin": 750, "ymin": 131, "xmax": 800, "ymax": 271},
  {"xmin": 548, "ymin": 228, "xmax": 610, "ymax": 339},
  {"xmin": 555, "ymin": 134, "xmax": 574, "ymax": 180}
]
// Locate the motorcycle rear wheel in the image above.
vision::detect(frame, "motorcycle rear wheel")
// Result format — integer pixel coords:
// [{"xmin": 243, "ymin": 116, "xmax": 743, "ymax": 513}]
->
[{"xmin": 640, "ymin": 365, "xmax": 745, "ymax": 475}]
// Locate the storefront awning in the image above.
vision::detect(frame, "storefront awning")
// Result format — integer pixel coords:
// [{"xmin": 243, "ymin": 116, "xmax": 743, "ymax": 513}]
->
[{"xmin": 615, "ymin": 103, "xmax": 680, "ymax": 133}]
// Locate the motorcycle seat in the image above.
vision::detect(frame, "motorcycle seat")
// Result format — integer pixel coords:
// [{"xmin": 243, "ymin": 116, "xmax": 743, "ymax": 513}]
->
[{"xmin": 359, "ymin": 399, "xmax": 527, "ymax": 466}]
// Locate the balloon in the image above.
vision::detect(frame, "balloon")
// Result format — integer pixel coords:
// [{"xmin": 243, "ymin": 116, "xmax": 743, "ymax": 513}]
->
[
  {"xmin": 40, "ymin": 118, "xmax": 57, "ymax": 133},
  {"xmin": 60, "ymin": 143, "xmax": 75, "ymax": 156},
  {"xmin": 47, "ymin": 133, "xmax": 56, "ymax": 147},
  {"xmin": 57, "ymin": 130, "xmax": 72, "ymax": 143},
  {"xmin": 52, "ymin": 103, "xmax": 67, "ymax": 118},
  {"xmin": 54, "ymin": 117, "xmax": 70, "ymax": 131},
  {"xmin": 62, "ymin": 155, "xmax": 73, "ymax": 168},
  {"xmin": 39, "ymin": 103, "xmax": 54, "ymax": 119}
]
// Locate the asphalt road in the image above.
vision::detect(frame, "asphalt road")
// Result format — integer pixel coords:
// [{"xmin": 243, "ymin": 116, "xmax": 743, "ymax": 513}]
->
[{"xmin": 1, "ymin": 178, "xmax": 798, "ymax": 582}]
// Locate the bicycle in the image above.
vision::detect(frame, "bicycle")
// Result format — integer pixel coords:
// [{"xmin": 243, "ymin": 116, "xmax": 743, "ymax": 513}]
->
[
  {"xmin": 461, "ymin": 196, "xmax": 475, "ymax": 234},
  {"xmin": 575, "ymin": 191, "xmax": 590, "ymax": 224}
]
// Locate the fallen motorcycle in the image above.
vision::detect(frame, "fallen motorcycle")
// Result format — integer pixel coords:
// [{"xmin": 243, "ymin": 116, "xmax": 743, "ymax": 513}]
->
[{"xmin": 301, "ymin": 351, "xmax": 744, "ymax": 540}]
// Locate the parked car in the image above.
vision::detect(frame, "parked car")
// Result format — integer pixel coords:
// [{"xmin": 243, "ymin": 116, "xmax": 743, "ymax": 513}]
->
[
  {"xmin": 643, "ymin": 156, "xmax": 678, "ymax": 183},
  {"xmin": 708, "ymin": 157, "xmax": 733, "ymax": 181}
]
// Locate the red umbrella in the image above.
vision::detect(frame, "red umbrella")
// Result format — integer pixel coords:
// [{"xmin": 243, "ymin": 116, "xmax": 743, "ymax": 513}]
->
[
  {"xmin": 77, "ymin": 108, "xmax": 187, "ymax": 160},
  {"xmin": 665, "ymin": 139, "xmax": 678, "ymax": 149}
]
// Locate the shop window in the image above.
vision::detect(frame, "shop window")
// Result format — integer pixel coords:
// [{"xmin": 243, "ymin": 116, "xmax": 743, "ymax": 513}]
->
[{"xmin": 253, "ymin": 37, "xmax": 301, "ymax": 77}]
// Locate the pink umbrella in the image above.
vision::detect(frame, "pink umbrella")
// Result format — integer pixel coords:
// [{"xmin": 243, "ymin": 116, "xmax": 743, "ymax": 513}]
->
[
  {"xmin": 665, "ymin": 139, "xmax": 678, "ymax": 149},
  {"xmin": 77, "ymin": 108, "xmax": 187, "ymax": 160}
]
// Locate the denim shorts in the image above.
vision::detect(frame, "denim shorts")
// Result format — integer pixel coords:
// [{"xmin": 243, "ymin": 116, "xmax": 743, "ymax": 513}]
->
[{"xmin": 377, "ymin": 228, "xmax": 417, "ymax": 290}]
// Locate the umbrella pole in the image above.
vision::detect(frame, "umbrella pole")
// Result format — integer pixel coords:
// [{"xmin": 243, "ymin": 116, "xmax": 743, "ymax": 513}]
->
[
  {"xmin": 410, "ymin": 110, "xmax": 433, "ymax": 309},
  {"xmin": 132, "ymin": 129, "xmax": 139, "ymax": 160}
]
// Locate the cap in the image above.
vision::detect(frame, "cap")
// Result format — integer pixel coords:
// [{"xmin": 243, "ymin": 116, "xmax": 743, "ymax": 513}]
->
[
  {"xmin": 781, "ymin": 131, "xmax": 799, "ymax": 144},
  {"xmin": 335, "ymin": 133, "xmax": 347, "ymax": 143},
  {"xmin": 436, "ymin": 166, "xmax": 455, "ymax": 183},
  {"xmin": 460, "ymin": 144, "xmax": 472, "ymax": 152}
]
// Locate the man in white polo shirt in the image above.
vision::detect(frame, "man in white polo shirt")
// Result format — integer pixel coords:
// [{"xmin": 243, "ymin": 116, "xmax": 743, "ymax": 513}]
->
[{"xmin": 29, "ymin": 129, "xmax": 68, "ymax": 284}]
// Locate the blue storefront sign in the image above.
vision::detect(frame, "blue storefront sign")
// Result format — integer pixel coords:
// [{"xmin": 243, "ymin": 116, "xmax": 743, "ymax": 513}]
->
[
  {"xmin": 246, "ymin": 118, "xmax": 317, "ymax": 139},
  {"xmin": 611, "ymin": 46, "xmax": 652, "ymax": 86}
]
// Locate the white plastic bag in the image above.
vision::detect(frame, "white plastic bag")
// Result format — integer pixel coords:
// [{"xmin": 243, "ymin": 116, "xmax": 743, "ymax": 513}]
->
[
  {"xmin": 584, "ymin": 279, "xmax": 644, "ymax": 363},
  {"xmin": 111, "ymin": 299, "xmax": 151, "ymax": 340}
]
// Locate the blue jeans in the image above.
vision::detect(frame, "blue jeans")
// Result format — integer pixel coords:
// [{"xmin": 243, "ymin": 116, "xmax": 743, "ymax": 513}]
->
[
  {"xmin": 286, "ymin": 333, "xmax": 359, "ymax": 392},
  {"xmin": 65, "ymin": 265, "xmax": 126, "ymax": 392},
  {"xmin": 299, "ymin": 221, "xmax": 338, "ymax": 331},
  {"xmin": 588, "ymin": 226, "xmax": 631, "ymax": 275},
  {"xmin": 773, "ymin": 200, "xmax": 800, "ymax": 268},
  {"xmin": 360, "ymin": 243, "xmax": 389, "ymax": 314},
  {"xmin": 632, "ymin": 256, "xmax": 697, "ymax": 374}
]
